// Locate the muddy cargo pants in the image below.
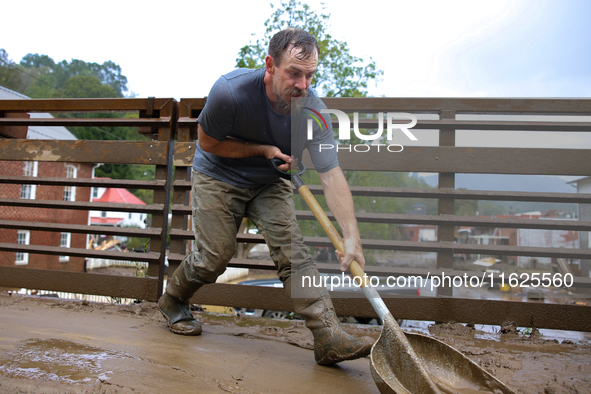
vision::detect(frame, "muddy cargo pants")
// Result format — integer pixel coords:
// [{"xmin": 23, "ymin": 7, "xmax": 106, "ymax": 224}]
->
[{"xmin": 182, "ymin": 170, "xmax": 315, "ymax": 285}]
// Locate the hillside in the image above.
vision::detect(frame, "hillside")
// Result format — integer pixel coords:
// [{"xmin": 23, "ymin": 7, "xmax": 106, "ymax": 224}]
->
[{"xmin": 420, "ymin": 174, "xmax": 579, "ymax": 216}]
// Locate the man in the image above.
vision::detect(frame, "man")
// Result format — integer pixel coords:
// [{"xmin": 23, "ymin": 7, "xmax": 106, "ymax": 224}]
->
[{"xmin": 158, "ymin": 28, "xmax": 373, "ymax": 365}]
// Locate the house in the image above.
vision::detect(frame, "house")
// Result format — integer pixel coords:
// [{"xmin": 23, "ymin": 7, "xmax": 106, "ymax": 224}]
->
[
  {"xmin": 403, "ymin": 225, "xmax": 437, "ymax": 242},
  {"xmin": 85, "ymin": 183, "xmax": 149, "ymax": 270},
  {"xmin": 403, "ymin": 202, "xmax": 436, "ymax": 242},
  {"xmin": 89, "ymin": 182, "xmax": 147, "ymax": 230},
  {"xmin": 406, "ymin": 201, "xmax": 427, "ymax": 215},
  {"xmin": 454, "ymin": 210, "xmax": 579, "ymax": 269},
  {"xmin": 0, "ymin": 86, "xmax": 92, "ymax": 271}
]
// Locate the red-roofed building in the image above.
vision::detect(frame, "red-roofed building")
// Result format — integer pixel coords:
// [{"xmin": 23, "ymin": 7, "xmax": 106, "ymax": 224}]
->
[{"xmin": 89, "ymin": 186, "xmax": 147, "ymax": 229}]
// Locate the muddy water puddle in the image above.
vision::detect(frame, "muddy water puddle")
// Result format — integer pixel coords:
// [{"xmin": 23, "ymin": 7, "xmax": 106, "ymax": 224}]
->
[{"xmin": 0, "ymin": 338, "xmax": 133, "ymax": 384}]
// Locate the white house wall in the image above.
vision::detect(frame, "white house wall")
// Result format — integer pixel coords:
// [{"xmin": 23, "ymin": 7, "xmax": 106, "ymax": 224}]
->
[{"xmin": 517, "ymin": 228, "xmax": 580, "ymax": 267}]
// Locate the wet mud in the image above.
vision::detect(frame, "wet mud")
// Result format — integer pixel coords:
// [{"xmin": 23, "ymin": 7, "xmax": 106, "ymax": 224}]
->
[
  {"xmin": 0, "ymin": 293, "xmax": 590, "ymax": 393},
  {"xmin": 426, "ymin": 322, "xmax": 591, "ymax": 394}
]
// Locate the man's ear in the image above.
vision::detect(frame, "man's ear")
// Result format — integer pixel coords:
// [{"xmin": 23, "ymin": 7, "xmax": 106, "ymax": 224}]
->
[{"xmin": 265, "ymin": 55, "xmax": 275, "ymax": 74}]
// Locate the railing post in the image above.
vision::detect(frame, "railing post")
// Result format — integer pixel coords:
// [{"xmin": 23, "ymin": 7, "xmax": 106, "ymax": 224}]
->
[
  {"xmin": 0, "ymin": 111, "xmax": 29, "ymax": 139},
  {"xmin": 168, "ymin": 101, "xmax": 196, "ymax": 280},
  {"xmin": 437, "ymin": 109, "xmax": 456, "ymax": 297},
  {"xmin": 148, "ymin": 99, "xmax": 177, "ymax": 298}
]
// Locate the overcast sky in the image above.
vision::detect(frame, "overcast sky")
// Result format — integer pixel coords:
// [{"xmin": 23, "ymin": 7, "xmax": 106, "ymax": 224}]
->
[
  {"xmin": 2, "ymin": 0, "xmax": 589, "ymax": 99},
  {"xmin": 1, "ymin": 0, "xmax": 590, "ymax": 157}
]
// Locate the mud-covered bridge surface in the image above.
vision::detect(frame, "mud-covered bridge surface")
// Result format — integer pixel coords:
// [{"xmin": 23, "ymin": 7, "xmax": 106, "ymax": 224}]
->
[{"xmin": 0, "ymin": 294, "xmax": 590, "ymax": 394}]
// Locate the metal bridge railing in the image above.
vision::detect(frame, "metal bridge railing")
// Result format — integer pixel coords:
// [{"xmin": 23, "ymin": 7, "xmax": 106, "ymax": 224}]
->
[{"xmin": 1, "ymin": 97, "xmax": 590, "ymax": 332}]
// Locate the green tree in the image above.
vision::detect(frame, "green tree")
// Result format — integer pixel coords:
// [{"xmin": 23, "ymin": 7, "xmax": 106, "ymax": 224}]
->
[
  {"xmin": 0, "ymin": 51, "xmax": 139, "ymax": 144},
  {"xmin": 0, "ymin": 51, "xmax": 129, "ymax": 99},
  {"xmin": 235, "ymin": 0, "xmax": 382, "ymax": 97},
  {"xmin": 478, "ymin": 201, "xmax": 507, "ymax": 216},
  {"xmin": 455, "ymin": 191, "xmax": 479, "ymax": 216},
  {"xmin": 0, "ymin": 50, "xmax": 152, "ymax": 201},
  {"xmin": 0, "ymin": 49, "xmax": 31, "ymax": 94},
  {"xmin": 61, "ymin": 75, "xmax": 118, "ymax": 98}
]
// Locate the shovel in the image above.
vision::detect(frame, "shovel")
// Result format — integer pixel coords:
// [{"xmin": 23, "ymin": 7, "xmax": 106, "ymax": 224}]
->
[{"xmin": 270, "ymin": 159, "xmax": 515, "ymax": 394}]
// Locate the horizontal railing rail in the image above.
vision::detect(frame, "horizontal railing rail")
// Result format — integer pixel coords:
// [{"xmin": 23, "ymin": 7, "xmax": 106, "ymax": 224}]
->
[
  {"xmin": 171, "ymin": 203, "xmax": 591, "ymax": 231},
  {"xmin": 303, "ymin": 185, "xmax": 591, "ymax": 204},
  {"xmin": 0, "ymin": 175, "xmax": 166, "ymax": 189},
  {"xmin": 0, "ymin": 140, "xmax": 169, "ymax": 165},
  {"xmin": 0, "ymin": 117, "xmax": 172, "ymax": 127},
  {"xmin": 0, "ymin": 197, "xmax": 164, "ymax": 213},
  {"xmin": 0, "ymin": 219, "xmax": 161, "ymax": 238},
  {"xmin": 324, "ymin": 147, "xmax": 590, "ymax": 175}
]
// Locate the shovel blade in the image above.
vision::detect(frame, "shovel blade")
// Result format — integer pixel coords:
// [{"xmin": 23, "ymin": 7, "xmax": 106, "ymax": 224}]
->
[
  {"xmin": 370, "ymin": 315, "xmax": 441, "ymax": 394},
  {"xmin": 370, "ymin": 320, "xmax": 515, "ymax": 394}
]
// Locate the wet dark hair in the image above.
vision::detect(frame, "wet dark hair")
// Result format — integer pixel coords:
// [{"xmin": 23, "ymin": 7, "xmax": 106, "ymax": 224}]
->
[{"xmin": 268, "ymin": 28, "xmax": 319, "ymax": 66}]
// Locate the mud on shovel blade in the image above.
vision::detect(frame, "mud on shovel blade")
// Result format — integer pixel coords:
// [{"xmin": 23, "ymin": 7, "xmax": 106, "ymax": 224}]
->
[
  {"xmin": 271, "ymin": 159, "xmax": 515, "ymax": 394},
  {"xmin": 362, "ymin": 285, "xmax": 441, "ymax": 394}
]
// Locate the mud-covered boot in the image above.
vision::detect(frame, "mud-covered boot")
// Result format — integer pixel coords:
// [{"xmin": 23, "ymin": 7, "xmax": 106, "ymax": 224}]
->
[
  {"xmin": 158, "ymin": 261, "xmax": 204, "ymax": 336},
  {"xmin": 285, "ymin": 274, "xmax": 374, "ymax": 365}
]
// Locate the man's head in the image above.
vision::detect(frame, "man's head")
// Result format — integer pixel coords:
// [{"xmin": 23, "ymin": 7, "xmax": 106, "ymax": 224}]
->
[
  {"xmin": 268, "ymin": 28, "xmax": 319, "ymax": 67},
  {"xmin": 265, "ymin": 28, "xmax": 319, "ymax": 114}
]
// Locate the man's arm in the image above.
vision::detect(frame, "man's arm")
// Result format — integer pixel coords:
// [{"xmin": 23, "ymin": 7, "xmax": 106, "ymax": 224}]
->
[
  {"xmin": 318, "ymin": 166, "xmax": 365, "ymax": 272},
  {"xmin": 198, "ymin": 124, "xmax": 291, "ymax": 169}
]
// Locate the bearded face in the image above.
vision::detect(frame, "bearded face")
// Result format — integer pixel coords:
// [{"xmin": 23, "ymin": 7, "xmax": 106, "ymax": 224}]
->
[
  {"xmin": 269, "ymin": 47, "xmax": 317, "ymax": 115},
  {"xmin": 273, "ymin": 78, "xmax": 309, "ymax": 114}
]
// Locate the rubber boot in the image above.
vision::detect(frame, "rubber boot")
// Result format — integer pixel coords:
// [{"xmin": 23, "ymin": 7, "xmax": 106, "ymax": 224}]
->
[
  {"xmin": 158, "ymin": 261, "xmax": 204, "ymax": 336},
  {"xmin": 285, "ymin": 272, "xmax": 374, "ymax": 365}
]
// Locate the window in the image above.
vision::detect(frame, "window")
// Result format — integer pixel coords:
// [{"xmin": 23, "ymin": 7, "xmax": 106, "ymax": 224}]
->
[
  {"xmin": 20, "ymin": 161, "xmax": 38, "ymax": 199},
  {"xmin": 20, "ymin": 185, "xmax": 33, "ymax": 199},
  {"xmin": 63, "ymin": 165, "xmax": 77, "ymax": 201},
  {"xmin": 59, "ymin": 233, "xmax": 71, "ymax": 262},
  {"xmin": 92, "ymin": 187, "xmax": 99, "ymax": 199},
  {"xmin": 15, "ymin": 230, "xmax": 30, "ymax": 265}
]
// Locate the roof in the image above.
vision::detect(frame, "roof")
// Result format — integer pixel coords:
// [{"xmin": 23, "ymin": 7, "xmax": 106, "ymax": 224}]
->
[
  {"xmin": 89, "ymin": 217, "xmax": 124, "ymax": 226},
  {"xmin": 0, "ymin": 85, "xmax": 77, "ymax": 140},
  {"xmin": 92, "ymin": 188, "xmax": 146, "ymax": 205},
  {"xmin": 0, "ymin": 85, "xmax": 29, "ymax": 99},
  {"xmin": 567, "ymin": 176, "xmax": 591, "ymax": 186}
]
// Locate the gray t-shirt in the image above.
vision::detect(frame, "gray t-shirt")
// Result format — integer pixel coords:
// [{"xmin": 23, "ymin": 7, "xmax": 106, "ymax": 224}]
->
[{"xmin": 193, "ymin": 68, "xmax": 338, "ymax": 188}]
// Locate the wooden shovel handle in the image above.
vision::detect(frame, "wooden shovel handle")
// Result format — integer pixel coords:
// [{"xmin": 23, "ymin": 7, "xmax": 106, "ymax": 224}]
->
[{"xmin": 295, "ymin": 182, "xmax": 367, "ymax": 286}]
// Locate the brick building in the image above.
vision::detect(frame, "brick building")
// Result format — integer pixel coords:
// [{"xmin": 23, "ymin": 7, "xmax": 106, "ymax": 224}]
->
[{"xmin": 0, "ymin": 86, "xmax": 92, "ymax": 271}]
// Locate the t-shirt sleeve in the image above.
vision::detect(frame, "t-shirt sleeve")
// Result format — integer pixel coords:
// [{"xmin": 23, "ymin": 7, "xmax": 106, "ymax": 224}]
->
[
  {"xmin": 197, "ymin": 76, "xmax": 236, "ymax": 142},
  {"xmin": 307, "ymin": 110, "xmax": 339, "ymax": 173}
]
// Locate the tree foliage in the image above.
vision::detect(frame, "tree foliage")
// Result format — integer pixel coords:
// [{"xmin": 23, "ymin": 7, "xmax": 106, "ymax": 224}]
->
[
  {"xmin": 0, "ymin": 50, "xmax": 152, "ymax": 202},
  {"xmin": 235, "ymin": 0, "xmax": 382, "ymax": 97},
  {"xmin": 0, "ymin": 51, "xmax": 128, "ymax": 98}
]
